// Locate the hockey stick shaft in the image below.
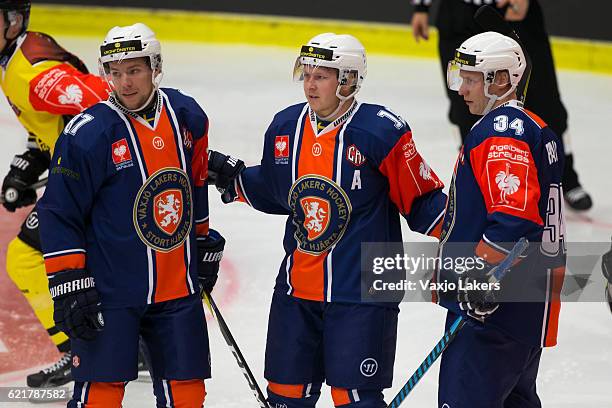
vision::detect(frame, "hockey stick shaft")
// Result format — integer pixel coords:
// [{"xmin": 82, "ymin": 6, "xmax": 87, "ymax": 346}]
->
[
  {"xmin": 203, "ymin": 293, "xmax": 270, "ymax": 408},
  {"xmin": 386, "ymin": 237, "xmax": 528, "ymax": 408},
  {"xmin": 0, "ymin": 177, "xmax": 48, "ymax": 204}
]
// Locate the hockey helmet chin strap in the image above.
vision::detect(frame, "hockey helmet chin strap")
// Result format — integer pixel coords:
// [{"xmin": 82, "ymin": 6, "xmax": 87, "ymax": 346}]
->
[
  {"xmin": 481, "ymin": 74, "xmax": 515, "ymax": 116},
  {"xmin": 317, "ymin": 82, "xmax": 359, "ymax": 122}
]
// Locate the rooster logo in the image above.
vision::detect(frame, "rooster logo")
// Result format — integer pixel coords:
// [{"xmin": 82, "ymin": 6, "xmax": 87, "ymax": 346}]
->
[
  {"xmin": 419, "ymin": 161, "xmax": 432, "ymax": 180},
  {"xmin": 495, "ymin": 163, "xmax": 521, "ymax": 204},
  {"xmin": 276, "ymin": 140, "xmax": 287, "ymax": 156},
  {"xmin": 113, "ymin": 144, "xmax": 127, "ymax": 162},
  {"xmin": 58, "ymin": 84, "xmax": 83, "ymax": 106}
]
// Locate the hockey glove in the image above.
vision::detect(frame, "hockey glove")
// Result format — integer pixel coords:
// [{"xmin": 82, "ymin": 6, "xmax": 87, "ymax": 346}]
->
[
  {"xmin": 48, "ymin": 269, "xmax": 104, "ymax": 341},
  {"xmin": 197, "ymin": 228, "xmax": 225, "ymax": 295},
  {"xmin": 602, "ymin": 237, "xmax": 612, "ymax": 313},
  {"xmin": 207, "ymin": 150, "xmax": 245, "ymax": 203},
  {"xmin": 457, "ymin": 260, "xmax": 501, "ymax": 322},
  {"xmin": 1, "ymin": 149, "xmax": 50, "ymax": 212}
]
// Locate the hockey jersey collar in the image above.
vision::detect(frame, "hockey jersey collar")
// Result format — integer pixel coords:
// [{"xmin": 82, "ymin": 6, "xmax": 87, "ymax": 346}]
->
[{"xmin": 308, "ymin": 98, "xmax": 359, "ymax": 137}]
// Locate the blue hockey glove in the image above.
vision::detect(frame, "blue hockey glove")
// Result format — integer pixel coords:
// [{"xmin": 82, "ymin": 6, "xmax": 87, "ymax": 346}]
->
[
  {"xmin": 207, "ymin": 150, "xmax": 245, "ymax": 203},
  {"xmin": 48, "ymin": 269, "xmax": 104, "ymax": 341},
  {"xmin": 457, "ymin": 260, "xmax": 501, "ymax": 322},
  {"xmin": 197, "ymin": 229, "xmax": 225, "ymax": 295}
]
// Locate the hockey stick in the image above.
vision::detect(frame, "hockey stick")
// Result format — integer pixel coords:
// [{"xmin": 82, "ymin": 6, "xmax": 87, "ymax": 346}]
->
[
  {"xmin": 0, "ymin": 177, "xmax": 48, "ymax": 205},
  {"xmin": 386, "ymin": 237, "xmax": 529, "ymax": 408},
  {"xmin": 203, "ymin": 292, "xmax": 270, "ymax": 408},
  {"xmin": 474, "ymin": 5, "xmax": 532, "ymax": 103}
]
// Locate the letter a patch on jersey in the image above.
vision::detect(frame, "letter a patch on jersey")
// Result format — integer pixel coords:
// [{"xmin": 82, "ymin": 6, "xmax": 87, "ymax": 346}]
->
[
  {"xmin": 486, "ymin": 159, "xmax": 529, "ymax": 211},
  {"xmin": 275, "ymin": 135, "xmax": 289, "ymax": 165}
]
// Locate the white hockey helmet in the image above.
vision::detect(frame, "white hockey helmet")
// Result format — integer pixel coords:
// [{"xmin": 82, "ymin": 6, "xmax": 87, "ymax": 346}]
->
[
  {"xmin": 447, "ymin": 31, "xmax": 526, "ymax": 115},
  {"xmin": 99, "ymin": 23, "xmax": 163, "ymax": 110},
  {"xmin": 293, "ymin": 32, "xmax": 367, "ymax": 101}
]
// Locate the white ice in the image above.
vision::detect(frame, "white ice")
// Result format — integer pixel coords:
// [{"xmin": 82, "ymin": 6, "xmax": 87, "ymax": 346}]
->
[{"xmin": 0, "ymin": 38, "xmax": 611, "ymax": 407}]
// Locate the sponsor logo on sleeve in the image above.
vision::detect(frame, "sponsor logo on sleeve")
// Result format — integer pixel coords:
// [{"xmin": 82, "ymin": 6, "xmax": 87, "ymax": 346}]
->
[
  {"xmin": 112, "ymin": 138, "xmax": 134, "ymax": 170},
  {"xmin": 274, "ymin": 135, "xmax": 289, "ymax": 164}
]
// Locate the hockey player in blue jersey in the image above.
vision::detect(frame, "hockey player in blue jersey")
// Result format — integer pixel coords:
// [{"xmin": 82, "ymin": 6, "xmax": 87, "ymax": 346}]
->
[
  {"xmin": 435, "ymin": 31, "xmax": 567, "ymax": 407},
  {"xmin": 208, "ymin": 33, "xmax": 447, "ymax": 407},
  {"xmin": 37, "ymin": 23, "xmax": 224, "ymax": 407}
]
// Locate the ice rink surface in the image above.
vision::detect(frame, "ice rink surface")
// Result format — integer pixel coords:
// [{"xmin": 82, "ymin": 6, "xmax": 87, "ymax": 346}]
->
[{"xmin": 0, "ymin": 38, "xmax": 611, "ymax": 407}]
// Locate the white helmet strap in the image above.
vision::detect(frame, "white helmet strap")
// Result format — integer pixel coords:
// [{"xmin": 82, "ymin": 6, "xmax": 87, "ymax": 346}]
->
[{"xmin": 481, "ymin": 70, "xmax": 516, "ymax": 115}]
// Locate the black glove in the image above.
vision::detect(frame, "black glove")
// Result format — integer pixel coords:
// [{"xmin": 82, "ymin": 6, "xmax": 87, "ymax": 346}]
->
[
  {"xmin": 1, "ymin": 149, "xmax": 50, "ymax": 212},
  {"xmin": 48, "ymin": 268, "xmax": 104, "ymax": 341},
  {"xmin": 207, "ymin": 150, "xmax": 245, "ymax": 202},
  {"xmin": 197, "ymin": 228, "xmax": 225, "ymax": 295},
  {"xmin": 457, "ymin": 260, "xmax": 501, "ymax": 322}
]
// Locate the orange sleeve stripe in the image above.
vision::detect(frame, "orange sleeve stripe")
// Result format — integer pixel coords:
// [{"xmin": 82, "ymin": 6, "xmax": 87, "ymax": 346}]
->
[
  {"xmin": 268, "ymin": 382, "xmax": 304, "ymax": 399},
  {"xmin": 196, "ymin": 220, "xmax": 210, "ymax": 237},
  {"xmin": 544, "ymin": 266, "xmax": 565, "ymax": 347},
  {"xmin": 44, "ymin": 253, "xmax": 86, "ymax": 274},
  {"xmin": 168, "ymin": 379, "xmax": 206, "ymax": 407},
  {"xmin": 85, "ymin": 382, "xmax": 125, "ymax": 407},
  {"xmin": 475, "ymin": 240, "xmax": 507, "ymax": 265},
  {"xmin": 331, "ymin": 387, "xmax": 352, "ymax": 406},
  {"xmin": 523, "ymin": 108, "xmax": 548, "ymax": 128},
  {"xmin": 192, "ymin": 131, "xmax": 208, "ymax": 188},
  {"xmin": 428, "ymin": 218, "xmax": 443, "ymax": 239},
  {"xmin": 235, "ymin": 179, "xmax": 248, "ymax": 204},
  {"xmin": 475, "ymin": 240, "xmax": 522, "ymax": 266}
]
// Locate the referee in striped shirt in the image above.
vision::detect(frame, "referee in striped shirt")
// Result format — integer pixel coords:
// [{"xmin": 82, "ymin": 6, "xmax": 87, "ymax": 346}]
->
[{"xmin": 411, "ymin": 0, "xmax": 593, "ymax": 211}]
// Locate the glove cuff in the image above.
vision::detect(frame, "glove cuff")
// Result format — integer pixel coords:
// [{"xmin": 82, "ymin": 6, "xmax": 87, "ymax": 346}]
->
[{"xmin": 49, "ymin": 268, "xmax": 95, "ymax": 300}]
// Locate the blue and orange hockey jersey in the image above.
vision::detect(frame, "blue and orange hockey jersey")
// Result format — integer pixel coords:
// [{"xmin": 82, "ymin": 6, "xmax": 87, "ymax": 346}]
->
[
  {"xmin": 38, "ymin": 88, "xmax": 210, "ymax": 307},
  {"xmin": 436, "ymin": 100, "xmax": 566, "ymax": 347},
  {"xmin": 234, "ymin": 101, "xmax": 447, "ymax": 303}
]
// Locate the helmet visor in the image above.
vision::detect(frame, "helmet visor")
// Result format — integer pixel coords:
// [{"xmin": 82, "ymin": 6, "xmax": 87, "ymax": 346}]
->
[{"xmin": 446, "ymin": 60, "xmax": 463, "ymax": 91}]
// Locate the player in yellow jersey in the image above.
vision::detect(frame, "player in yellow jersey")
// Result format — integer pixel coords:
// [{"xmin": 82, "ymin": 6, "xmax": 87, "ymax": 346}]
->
[{"xmin": 0, "ymin": 0, "xmax": 111, "ymax": 387}]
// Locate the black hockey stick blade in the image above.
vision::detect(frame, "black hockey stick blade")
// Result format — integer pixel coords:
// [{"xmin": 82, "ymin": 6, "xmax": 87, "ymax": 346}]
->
[
  {"xmin": 203, "ymin": 293, "xmax": 270, "ymax": 408},
  {"xmin": 473, "ymin": 5, "xmax": 532, "ymax": 103}
]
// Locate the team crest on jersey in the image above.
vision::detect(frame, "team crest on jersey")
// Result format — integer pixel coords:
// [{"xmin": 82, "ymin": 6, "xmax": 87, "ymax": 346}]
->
[
  {"xmin": 134, "ymin": 168, "xmax": 193, "ymax": 252},
  {"xmin": 275, "ymin": 135, "xmax": 289, "ymax": 164},
  {"xmin": 346, "ymin": 144, "xmax": 366, "ymax": 167},
  {"xmin": 289, "ymin": 175, "xmax": 351, "ymax": 255},
  {"xmin": 154, "ymin": 189, "xmax": 183, "ymax": 235},
  {"xmin": 300, "ymin": 197, "xmax": 330, "ymax": 240},
  {"xmin": 112, "ymin": 138, "xmax": 133, "ymax": 170}
]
